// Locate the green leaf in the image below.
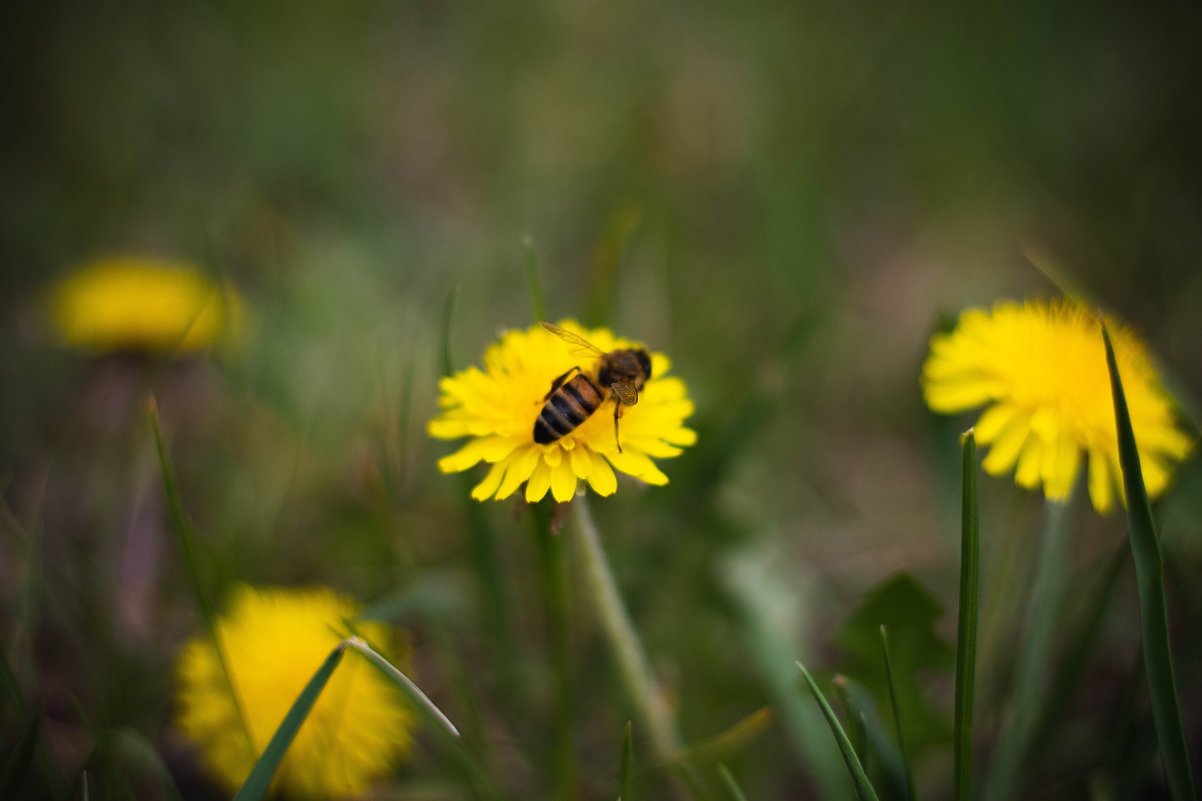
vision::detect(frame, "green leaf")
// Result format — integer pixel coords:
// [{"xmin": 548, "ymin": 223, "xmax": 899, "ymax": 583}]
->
[
  {"xmin": 796, "ymin": 662, "xmax": 881, "ymax": 801},
  {"xmin": 879, "ymin": 627, "xmax": 915, "ymax": 801},
  {"xmin": 233, "ymin": 643, "xmax": 346, "ymax": 801},
  {"xmin": 1103, "ymin": 325, "xmax": 1197, "ymax": 801},
  {"xmin": 620, "ymin": 721, "xmax": 633, "ymax": 801},
  {"xmin": 717, "ymin": 764, "xmax": 750, "ymax": 801},
  {"xmin": 954, "ymin": 431, "xmax": 980, "ymax": 801},
  {"xmin": 831, "ymin": 573, "xmax": 953, "ymax": 751}
]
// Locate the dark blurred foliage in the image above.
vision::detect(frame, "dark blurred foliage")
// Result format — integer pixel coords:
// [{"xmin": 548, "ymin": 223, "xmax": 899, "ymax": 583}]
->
[{"xmin": 2, "ymin": 1, "xmax": 1202, "ymax": 799}]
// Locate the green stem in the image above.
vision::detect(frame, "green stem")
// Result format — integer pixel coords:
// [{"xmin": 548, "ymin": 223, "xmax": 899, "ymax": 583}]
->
[
  {"xmin": 532, "ymin": 503, "xmax": 577, "ymax": 801},
  {"xmin": 571, "ymin": 497, "xmax": 680, "ymax": 762},
  {"xmin": 954, "ymin": 431, "xmax": 980, "ymax": 801},
  {"xmin": 983, "ymin": 498, "xmax": 1072, "ymax": 801}
]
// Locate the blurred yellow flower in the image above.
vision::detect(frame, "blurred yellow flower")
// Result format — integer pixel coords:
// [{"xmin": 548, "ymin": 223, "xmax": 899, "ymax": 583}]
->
[
  {"xmin": 48, "ymin": 256, "xmax": 244, "ymax": 353},
  {"xmin": 429, "ymin": 319, "xmax": 696, "ymax": 502},
  {"xmin": 922, "ymin": 299, "xmax": 1192, "ymax": 513},
  {"xmin": 176, "ymin": 585, "xmax": 414, "ymax": 797}
]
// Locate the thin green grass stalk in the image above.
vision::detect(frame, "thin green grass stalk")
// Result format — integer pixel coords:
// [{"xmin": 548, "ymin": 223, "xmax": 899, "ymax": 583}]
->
[
  {"xmin": 531, "ymin": 503, "xmax": 578, "ymax": 801},
  {"xmin": 147, "ymin": 397, "xmax": 254, "ymax": 753},
  {"xmin": 836, "ymin": 676, "xmax": 908, "ymax": 799},
  {"xmin": 620, "ymin": 721, "xmax": 633, "ymax": 801},
  {"xmin": 983, "ymin": 497, "xmax": 1072, "ymax": 801},
  {"xmin": 717, "ymin": 764, "xmax": 750, "ymax": 801},
  {"xmin": 1103, "ymin": 326, "xmax": 1197, "ymax": 801},
  {"xmin": 233, "ymin": 643, "xmax": 346, "ymax": 801},
  {"xmin": 523, "ymin": 235, "xmax": 547, "ymax": 322},
  {"xmin": 879, "ymin": 627, "xmax": 915, "ymax": 801},
  {"xmin": 954, "ymin": 431, "xmax": 980, "ymax": 801},
  {"xmin": 796, "ymin": 663, "xmax": 881, "ymax": 801}
]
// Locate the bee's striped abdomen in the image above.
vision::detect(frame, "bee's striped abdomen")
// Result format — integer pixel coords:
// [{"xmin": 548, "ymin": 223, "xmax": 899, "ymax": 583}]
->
[{"xmin": 534, "ymin": 375, "xmax": 603, "ymax": 444}]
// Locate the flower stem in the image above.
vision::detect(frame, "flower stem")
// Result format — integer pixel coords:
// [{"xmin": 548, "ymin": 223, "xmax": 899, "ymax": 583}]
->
[
  {"xmin": 570, "ymin": 498, "xmax": 684, "ymax": 771},
  {"xmin": 983, "ymin": 497, "xmax": 1072, "ymax": 801}
]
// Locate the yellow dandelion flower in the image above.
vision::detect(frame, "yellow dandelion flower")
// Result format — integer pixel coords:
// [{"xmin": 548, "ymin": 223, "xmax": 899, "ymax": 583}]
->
[
  {"xmin": 429, "ymin": 319, "xmax": 696, "ymax": 502},
  {"xmin": 176, "ymin": 585, "xmax": 414, "ymax": 797},
  {"xmin": 48, "ymin": 256, "xmax": 245, "ymax": 353},
  {"xmin": 922, "ymin": 299, "xmax": 1193, "ymax": 513}
]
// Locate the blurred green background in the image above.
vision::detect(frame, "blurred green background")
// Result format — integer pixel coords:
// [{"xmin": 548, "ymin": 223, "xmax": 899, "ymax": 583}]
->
[{"xmin": 3, "ymin": 1, "xmax": 1201, "ymax": 799}]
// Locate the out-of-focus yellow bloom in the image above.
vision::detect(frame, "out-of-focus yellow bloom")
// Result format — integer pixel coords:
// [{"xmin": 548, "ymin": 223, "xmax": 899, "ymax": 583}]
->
[
  {"xmin": 176, "ymin": 585, "xmax": 413, "ymax": 797},
  {"xmin": 922, "ymin": 299, "xmax": 1192, "ymax": 513},
  {"xmin": 429, "ymin": 320, "xmax": 696, "ymax": 502},
  {"xmin": 48, "ymin": 256, "xmax": 244, "ymax": 353}
]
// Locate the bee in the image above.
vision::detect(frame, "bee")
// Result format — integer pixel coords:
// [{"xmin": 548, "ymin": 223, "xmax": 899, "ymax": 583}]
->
[{"xmin": 534, "ymin": 321, "xmax": 652, "ymax": 454}]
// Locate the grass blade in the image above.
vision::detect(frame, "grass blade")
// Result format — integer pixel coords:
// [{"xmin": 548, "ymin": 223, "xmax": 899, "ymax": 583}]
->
[
  {"xmin": 147, "ymin": 397, "xmax": 253, "ymax": 752},
  {"xmin": 796, "ymin": 662, "xmax": 881, "ymax": 801},
  {"xmin": 879, "ymin": 626, "xmax": 915, "ymax": 801},
  {"xmin": 717, "ymin": 764, "xmax": 750, "ymax": 801},
  {"xmin": 954, "ymin": 430, "xmax": 980, "ymax": 801},
  {"xmin": 523, "ymin": 234, "xmax": 547, "ymax": 322},
  {"xmin": 620, "ymin": 721, "xmax": 633, "ymax": 801},
  {"xmin": 344, "ymin": 637, "xmax": 460, "ymax": 738},
  {"xmin": 1103, "ymin": 325, "xmax": 1197, "ymax": 800},
  {"xmin": 346, "ymin": 637, "xmax": 506, "ymax": 800},
  {"xmin": 232, "ymin": 642, "xmax": 346, "ymax": 801}
]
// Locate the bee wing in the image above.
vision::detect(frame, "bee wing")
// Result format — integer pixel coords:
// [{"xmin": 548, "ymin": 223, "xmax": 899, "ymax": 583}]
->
[
  {"xmin": 540, "ymin": 321, "xmax": 607, "ymax": 359},
  {"xmin": 610, "ymin": 380, "xmax": 639, "ymax": 406}
]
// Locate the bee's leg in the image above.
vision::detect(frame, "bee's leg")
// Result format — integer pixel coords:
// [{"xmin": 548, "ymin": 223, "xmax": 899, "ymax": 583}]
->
[
  {"xmin": 542, "ymin": 366, "xmax": 582, "ymax": 401},
  {"xmin": 613, "ymin": 400, "xmax": 623, "ymax": 453}
]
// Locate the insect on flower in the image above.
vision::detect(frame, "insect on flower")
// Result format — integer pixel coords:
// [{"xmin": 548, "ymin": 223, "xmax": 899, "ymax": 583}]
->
[{"xmin": 535, "ymin": 321, "xmax": 652, "ymax": 453}]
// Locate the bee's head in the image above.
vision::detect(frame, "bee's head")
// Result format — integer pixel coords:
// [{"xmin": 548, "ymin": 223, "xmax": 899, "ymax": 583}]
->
[{"xmin": 634, "ymin": 348, "xmax": 652, "ymax": 382}]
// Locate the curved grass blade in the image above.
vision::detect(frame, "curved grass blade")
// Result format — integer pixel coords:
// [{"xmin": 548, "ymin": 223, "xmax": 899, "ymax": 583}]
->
[
  {"xmin": 620, "ymin": 721, "xmax": 633, "ymax": 801},
  {"xmin": 1103, "ymin": 325, "xmax": 1197, "ymax": 801},
  {"xmin": 344, "ymin": 637, "xmax": 460, "ymax": 738},
  {"xmin": 836, "ymin": 675, "xmax": 908, "ymax": 799},
  {"xmin": 879, "ymin": 626, "xmax": 915, "ymax": 801},
  {"xmin": 796, "ymin": 662, "xmax": 881, "ymax": 801},
  {"xmin": 344, "ymin": 637, "xmax": 505, "ymax": 801},
  {"xmin": 954, "ymin": 430, "xmax": 980, "ymax": 801},
  {"xmin": 717, "ymin": 764, "xmax": 750, "ymax": 801},
  {"xmin": 233, "ymin": 642, "xmax": 346, "ymax": 801}
]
